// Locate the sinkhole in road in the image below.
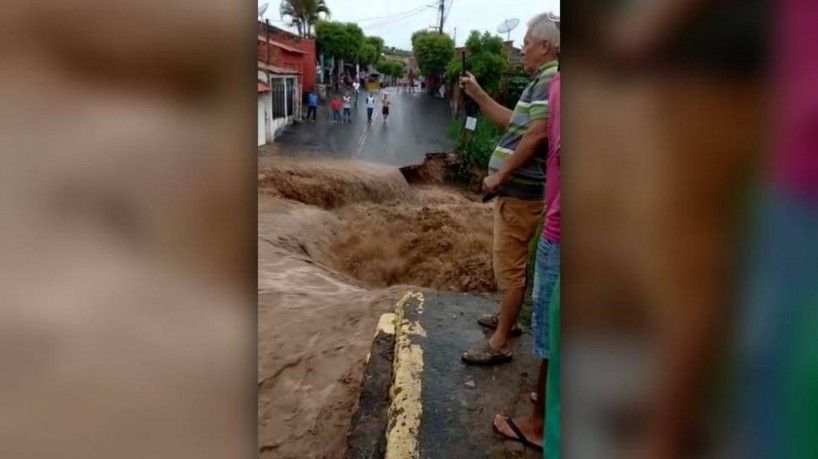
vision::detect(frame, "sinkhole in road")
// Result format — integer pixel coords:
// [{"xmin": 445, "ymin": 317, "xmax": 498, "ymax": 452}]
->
[{"xmin": 259, "ymin": 155, "xmax": 498, "ymax": 293}]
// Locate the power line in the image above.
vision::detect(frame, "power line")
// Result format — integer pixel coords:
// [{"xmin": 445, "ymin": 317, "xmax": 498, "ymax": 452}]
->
[
  {"xmin": 361, "ymin": 7, "xmax": 436, "ymax": 30},
  {"xmin": 358, "ymin": 4, "xmax": 437, "ymax": 30},
  {"xmin": 352, "ymin": 6, "xmax": 427, "ymax": 24},
  {"xmin": 443, "ymin": 0, "xmax": 457, "ymax": 24},
  {"xmin": 347, "ymin": 2, "xmax": 437, "ymax": 23}
]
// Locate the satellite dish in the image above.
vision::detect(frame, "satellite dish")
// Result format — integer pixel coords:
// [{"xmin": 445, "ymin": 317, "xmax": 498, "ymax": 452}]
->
[
  {"xmin": 258, "ymin": 3, "xmax": 269, "ymax": 19},
  {"xmin": 496, "ymin": 18, "xmax": 520, "ymax": 41}
]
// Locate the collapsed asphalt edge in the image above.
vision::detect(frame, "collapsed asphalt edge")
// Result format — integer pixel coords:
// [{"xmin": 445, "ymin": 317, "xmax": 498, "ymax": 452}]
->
[{"xmin": 344, "ymin": 313, "xmax": 397, "ymax": 459}]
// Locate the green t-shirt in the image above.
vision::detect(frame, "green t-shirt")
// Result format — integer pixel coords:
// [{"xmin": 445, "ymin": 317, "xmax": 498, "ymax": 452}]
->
[{"xmin": 545, "ymin": 278, "xmax": 560, "ymax": 459}]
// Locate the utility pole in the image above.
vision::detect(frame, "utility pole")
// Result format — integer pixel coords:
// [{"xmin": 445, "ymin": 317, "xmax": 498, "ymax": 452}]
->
[{"xmin": 438, "ymin": 0, "xmax": 445, "ymax": 33}]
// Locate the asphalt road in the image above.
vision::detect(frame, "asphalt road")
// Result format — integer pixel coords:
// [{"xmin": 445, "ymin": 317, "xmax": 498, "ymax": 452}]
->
[
  {"xmin": 407, "ymin": 293, "xmax": 541, "ymax": 459},
  {"xmin": 274, "ymin": 88, "xmax": 455, "ymax": 168}
]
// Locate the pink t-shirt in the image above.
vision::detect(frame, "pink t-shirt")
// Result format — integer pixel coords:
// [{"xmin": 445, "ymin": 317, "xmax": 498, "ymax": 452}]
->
[
  {"xmin": 777, "ymin": 0, "xmax": 818, "ymax": 198},
  {"xmin": 543, "ymin": 73, "xmax": 561, "ymax": 242}
]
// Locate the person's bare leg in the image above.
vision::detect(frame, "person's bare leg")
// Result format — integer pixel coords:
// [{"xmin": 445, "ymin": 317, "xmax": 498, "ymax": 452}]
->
[
  {"xmin": 536, "ymin": 360, "xmax": 547, "ymax": 418},
  {"xmin": 494, "ymin": 360, "xmax": 547, "ymax": 447},
  {"xmin": 488, "ymin": 287, "xmax": 525, "ymax": 353}
]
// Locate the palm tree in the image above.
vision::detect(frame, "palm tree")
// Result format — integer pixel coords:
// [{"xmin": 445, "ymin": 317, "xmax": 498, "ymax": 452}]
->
[{"xmin": 280, "ymin": 0, "xmax": 331, "ymax": 38}]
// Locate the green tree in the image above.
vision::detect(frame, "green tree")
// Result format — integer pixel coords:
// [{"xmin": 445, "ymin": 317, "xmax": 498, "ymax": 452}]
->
[
  {"xmin": 411, "ymin": 30, "xmax": 432, "ymax": 49},
  {"xmin": 393, "ymin": 61, "xmax": 407, "ymax": 78},
  {"xmin": 501, "ymin": 63, "xmax": 531, "ymax": 109},
  {"xmin": 374, "ymin": 61, "xmax": 390, "ymax": 79},
  {"xmin": 315, "ymin": 21, "xmax": 364, "ymax": 63},
  {"xmin": 359, "ymin": 43, "xmax": 377, "ymax": 67},
  {"xmin": 316, "ymin": 21, "xmax": 365, "ymax": 88},
  {"xmin": 445, "ymin": 31, "xmax": 509, "ymax": 97},
  {"xmin": 279, "ymin": 0, "xmax": 331, "ymax": 38},
  {"xmin": 375, "ymin": 60, "xmax": 405, "ymax": 84},
  {"xmin": 359, "ymin": 36, "xmax": 384, "ymax": 67},
  {"xmin": 366, "ymin": 36, "xmax": 384, "ymax": 62},
  {"xmin": 411, "ymin": 31, "xmax": 454, "ymax": 83}
]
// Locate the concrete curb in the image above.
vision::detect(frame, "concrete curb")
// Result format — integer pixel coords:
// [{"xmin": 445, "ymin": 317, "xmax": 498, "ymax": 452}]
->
[
  {"xmin": 385, "ymin": 291, "xmax": 426, "ymax": 459},
  {"xmin": 345, "ymin": 313, "xmax": 397, "ymax": 459}
]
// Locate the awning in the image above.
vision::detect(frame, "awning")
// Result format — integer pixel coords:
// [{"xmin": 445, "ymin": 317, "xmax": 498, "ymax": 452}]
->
[
  {"xmin": 258, "ymin": 61, "xmax": 301, "ymax": 75},
  {"xmin": 257, "ymin": 36, "xmax": 306, "ymax": 54}
]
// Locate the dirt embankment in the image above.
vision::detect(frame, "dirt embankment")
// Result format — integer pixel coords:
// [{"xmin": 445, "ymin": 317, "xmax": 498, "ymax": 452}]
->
[{"xmin": 257, "ymin": 156, "xmax": 495, "ymax": 459}]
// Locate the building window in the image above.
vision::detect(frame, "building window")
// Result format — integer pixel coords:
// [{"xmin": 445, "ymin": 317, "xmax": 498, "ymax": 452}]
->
[{"xmin": 271, "ymin": 82, "xmax": 287, "ymax": 118}]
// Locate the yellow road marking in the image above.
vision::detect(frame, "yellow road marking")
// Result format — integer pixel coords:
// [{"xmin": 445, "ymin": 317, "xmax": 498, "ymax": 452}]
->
[
  {"xmin": 385, "ymin": 291, "xmax": 425, "ymax": 459},
  {"xmin": 353, "ymin": 95, "xmax": 383, "ymax": 160},
  {"xmin": 377, "ymin": 313, "xmax": 396, "ymax": 336}
]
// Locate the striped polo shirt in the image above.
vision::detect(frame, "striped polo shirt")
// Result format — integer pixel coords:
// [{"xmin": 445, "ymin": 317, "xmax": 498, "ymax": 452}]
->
[{"xmin": 488, "ymin": 60, "xmax": 559, "ymax": 199}]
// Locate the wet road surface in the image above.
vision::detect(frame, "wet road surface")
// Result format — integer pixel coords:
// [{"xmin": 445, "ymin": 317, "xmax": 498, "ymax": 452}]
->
[
  {"xmin": 409, "ymin": 293, "xmax": 541, "ymax": 459},
  {"xmin": 274, "ymin": 88, "xmax": 455, "ymax": 168}
]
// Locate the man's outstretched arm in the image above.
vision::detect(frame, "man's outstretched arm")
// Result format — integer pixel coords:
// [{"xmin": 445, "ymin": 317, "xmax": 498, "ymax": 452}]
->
[{"xmin": 459, "ymin": 72, "xmax": 513, "ymax": 130}]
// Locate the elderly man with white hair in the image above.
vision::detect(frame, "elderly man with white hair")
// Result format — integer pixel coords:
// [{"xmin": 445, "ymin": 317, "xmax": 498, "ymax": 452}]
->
[{"xmin": 460, "ymin": 10, "xmax": 559, "ymax": 452}]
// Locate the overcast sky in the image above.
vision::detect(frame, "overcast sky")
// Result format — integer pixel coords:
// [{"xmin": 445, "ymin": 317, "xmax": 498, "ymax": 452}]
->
[{"xmin": 259, "ymin": 0, "xmax": 559, "ymax": 50}]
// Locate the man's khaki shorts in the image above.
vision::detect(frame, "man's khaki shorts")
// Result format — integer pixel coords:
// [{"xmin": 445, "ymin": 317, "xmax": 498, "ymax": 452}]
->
[{"xmin": 493, "ymin": 196, "xmax": 545, "ymax": 291}]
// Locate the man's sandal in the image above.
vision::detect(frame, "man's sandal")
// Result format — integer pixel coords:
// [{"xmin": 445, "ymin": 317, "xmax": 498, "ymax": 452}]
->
[
  {"xmin": 461, "ymin": 340, "xmax": 513, "ymax": 365},
  {"xmin": 476, "ymin": 312, "xmax": 523, "ymax": 336},
  {"xmin": 492, "ymin": 416, "xmax": 543, "ymax": 452}
]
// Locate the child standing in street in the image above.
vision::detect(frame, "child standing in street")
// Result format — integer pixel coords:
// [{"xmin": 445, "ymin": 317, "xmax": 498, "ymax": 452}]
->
[
  {"xmin": 381, "ymin": 94, "xmax": 391, "ymax": 123},
  {"xmin": 365, "ymin": 93, "xmax": 376, "ymax": 124},
  {"xmin": 330, "ymin": 96, "xmax": 341, "ymax": 124},
  {"xmin": 342, "ymin": 92, "xmax": 353, "ymax": 123}
]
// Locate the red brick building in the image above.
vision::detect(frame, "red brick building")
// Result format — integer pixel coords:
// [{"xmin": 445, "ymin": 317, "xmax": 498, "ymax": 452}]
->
[
  {"xmin": 502, "ymin": 41, "xmax": 522, "ymax": 64},
  {"xmin": 257, "ymin": 22, "xmax": 317, "ymax": 94}
]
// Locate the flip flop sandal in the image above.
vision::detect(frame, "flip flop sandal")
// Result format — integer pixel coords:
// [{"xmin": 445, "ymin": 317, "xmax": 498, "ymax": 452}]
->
[
  {"xmin": 492, "ymin": 416, "xmax": 544, "ymax": 452},
  {"xmin": 476, "ymin": 312, "xmax": 523, "ymax": 336},
  {"xmin": 461, "ymin": 340, "xmax": 513, "ymax": 365}
]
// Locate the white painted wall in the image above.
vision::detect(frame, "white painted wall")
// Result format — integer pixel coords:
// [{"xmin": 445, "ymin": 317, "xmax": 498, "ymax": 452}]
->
[
  {"xmin": 258, "ymin": 73, "xmax": 299, "ymax": 143},
  {"xmin": 271, "ymin": 117, "xmax": 288, "ymax": 138},
  {"xmin": 266, "ymin": 86, "xmax": 274, "ymax": 143},
  {"xmin": 257, "ymin": 96, "xmax": 266, "ymax": 146}
]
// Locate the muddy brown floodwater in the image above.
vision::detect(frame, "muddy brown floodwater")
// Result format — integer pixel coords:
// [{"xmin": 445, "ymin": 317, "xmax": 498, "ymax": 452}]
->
[{"xmin": 258, "ymin": 156, "xmax": 496, "ymax": 458}]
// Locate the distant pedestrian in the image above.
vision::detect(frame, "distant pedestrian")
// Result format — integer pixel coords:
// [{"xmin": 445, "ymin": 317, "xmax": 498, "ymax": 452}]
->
[
  {"xmin": 306, "ymin": 90, "xmax": 318, "ymax": 121},
  {"xmin": 381, "ymin": 93, "xmax": 391, "ymax": 123},
  {"xmin": 342, "ymin": 92, "xmax": 353, "ymax": 123},
  {"xmin": 365, "ymin": 94, "xmax": 376, "ymax": 124},
  {"xmin": 330, "ymin": 96, "xmax": 342, "ymax": 124},
  {"xmin": 352, "ymin": 81, "xmax": 360, "ymax": 106}
]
